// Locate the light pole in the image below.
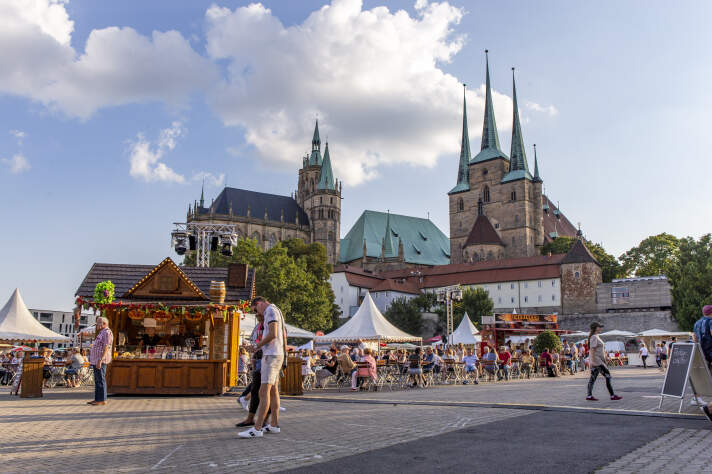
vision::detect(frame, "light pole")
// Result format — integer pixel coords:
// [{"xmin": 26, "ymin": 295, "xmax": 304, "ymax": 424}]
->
[
  {"xmin": 437, "ymin": 285, "xmax": 463, "ymax": 344},
  {"xmin": 171, "ymin": 222, "xmax": 239, "ymax": 267}
]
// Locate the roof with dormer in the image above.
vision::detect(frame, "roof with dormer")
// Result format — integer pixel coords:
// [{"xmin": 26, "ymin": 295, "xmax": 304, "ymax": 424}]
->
[{"xmin": 464, "ymin": 214, "xmax": 504, "ymax": 247}]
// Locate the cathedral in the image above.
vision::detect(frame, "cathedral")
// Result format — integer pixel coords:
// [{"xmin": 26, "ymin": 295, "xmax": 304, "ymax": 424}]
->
[
  {"xmin": 186, "ymin": 120, "xmax": 343, "ymax": 265},
  {"xmin": 449, "ymin": 51, "xmax": 577, "ymax": 264}
]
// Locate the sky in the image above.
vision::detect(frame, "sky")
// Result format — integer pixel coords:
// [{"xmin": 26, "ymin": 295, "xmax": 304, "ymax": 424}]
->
[{"xmin": 1, "ymin": 0, "xmax": 711, "ymax": 311}]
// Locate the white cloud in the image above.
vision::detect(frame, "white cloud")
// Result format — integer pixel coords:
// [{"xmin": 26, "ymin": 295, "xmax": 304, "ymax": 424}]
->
[
  {"xmin": 0, "ymin": 0, "xmax": 217, "ymax": 118},
  {"xmin": 525, "ymin": 100, "xmax": 558, "ymax": 117},
  {"xmin": 10, "ymin": 129, "xmax": 26, "ymax": 144},
  {"xmin": 192, "ymin": 171, "xmax": 225, "ymax": 188},
  {"xmin": 1, "ymin": 154, "xmax": 30, "ymax": 174},
  {"xmin": 204, "ymin": 0, "xmax": 489, "ymax": 186},
  {"xmin": 128, "ymin": 121, "xmax": 185, "ymax": 183}
]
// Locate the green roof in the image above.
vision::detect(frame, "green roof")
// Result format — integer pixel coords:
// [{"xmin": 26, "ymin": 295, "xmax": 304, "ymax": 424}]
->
[
  {"xmin": 502, "ymin": 69, "xmax": 533, "ymax": 183},
  {"xmin": 472, "ymin": 51, "xmax": 508, "ymax": 165},
  {"xmin": 309, "ymin": 120, "xmax": 322, "ymax": 165},
  {"xmin": 449, "ymin": 85, "xmax": 471, "ymax": 195},
  {"xmin": 317, "ymin": 143, "xmax": 335, "ymax": 190},
  {"xmin": 340, "ymin": 210, "xmax": 451, "ymax": 265}
]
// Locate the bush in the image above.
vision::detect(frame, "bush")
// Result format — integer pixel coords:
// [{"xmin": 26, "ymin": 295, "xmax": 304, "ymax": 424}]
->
[{"xmin": 532, "ymin": 330, "xmax": 562, "ymax": 355}]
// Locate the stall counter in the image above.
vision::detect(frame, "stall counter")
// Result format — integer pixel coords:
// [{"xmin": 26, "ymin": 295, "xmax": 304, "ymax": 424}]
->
[{"xmin": 108, "ymin": 358, "xmax": 227, "ymax": 395}]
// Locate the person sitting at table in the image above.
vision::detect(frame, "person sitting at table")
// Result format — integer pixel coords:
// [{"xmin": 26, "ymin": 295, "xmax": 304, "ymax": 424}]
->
[
  {"xmin": 497, "ymin": 346, "xmax": 512, "ymax": 381},
  {"xmin": 338, "ymin": 345, "xmax": 357, "ymax": 381},
  {"xmin": 432, "ymin": 349, "xmax": 444, "ymax": 376},
  {"xmin": 563, "ymin": 345, "xmax": 574, "ymax": 375},
  {"xmin": 481, "ymin": 346, "xmax": 498, "ymax": 380},
  {"xmin": 41, "ymin": 348, "xmax": 54, "ymax": 388},
  {"xmin": 422, "ymin": 347, "xmax": 435, "ymax": 373},
  {"xmin": 456, "ymin": 343, "xmax": 465, "ymax": 362},
  {"xmin": 352, "ymin": 348, "xmax": 377, "ymax": 391},
  {"xmin": 64, "ymin": 348, "xmax": 85, "ymax": 388},
  {"xmin": 407, "ymin": 347, "xmax": 425, "ymax": 388},
  {"xmin": 520, "ymin": 349, "xmax": 535, "ymax": 378},
  {"xmin": 462, "ymin": 348, "xmax": 479, "ymax": 385},
  {"xmin": 540, "ymin": 347, "xmax": 557, "ymax": 377},
  {"xmin": 316, "ymin": 348, "xmax": 338, "ymax": 388}
]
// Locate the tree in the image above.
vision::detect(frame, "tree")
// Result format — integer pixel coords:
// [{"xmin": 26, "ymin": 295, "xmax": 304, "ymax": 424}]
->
[
  {"xmin": 619, "ymin": 233, "xmax": 680, "ymax": 278},
  {"xmin": 445, "ymin": 287, "xmax": 493, "ymax": 329},
  {"xmin": 412, "ymin": 292, "xmax": 438, "ymax": 313},
  {"xmin": 668, "ymin": 234, "xmax": 712, "ymax": 330},
  {"xmin": 532, "ymin": 330, "xmax": 562, "ymax": 355},
  {"xmin": 541, "ymin": 236, "xmax": 623, "ymax": 282},
  {"xmin": 384, "ymin": 297, "xmax": 423, "ymax": 335}
]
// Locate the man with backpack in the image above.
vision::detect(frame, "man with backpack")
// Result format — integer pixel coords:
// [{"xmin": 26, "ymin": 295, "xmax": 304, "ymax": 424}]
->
[{"xmin": 693, "ymin": 305, "xmax": 712, "ymax": 422}]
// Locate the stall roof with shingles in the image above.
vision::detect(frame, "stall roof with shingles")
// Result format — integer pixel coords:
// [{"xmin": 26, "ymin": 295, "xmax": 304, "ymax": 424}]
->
[{"xmin": 75, "ymin": 260, "xmax": 256, "ymax": 303}]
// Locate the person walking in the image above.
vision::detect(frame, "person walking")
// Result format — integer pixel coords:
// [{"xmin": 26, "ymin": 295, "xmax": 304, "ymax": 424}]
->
[
  {"xmin": 639, "ymin": 343, "xmax": 649, "ymax": 369},
  {"xmin": 692, "ymin": 305, "xmax": 712, "ymax": 423},
  {"xmin": 586, "ymin": 322, "xmax": 622, "ymax": 401},
  {"xmin": 239, "ymin": 297, "xmax": 287, "ymax": 438},
  {"xmin": 88, "ymin": 316, "xmax": 113, "ymax": 406},
  {"xmin": 236, "ymin": 312, "xmax": 266, "ymax": 428}
]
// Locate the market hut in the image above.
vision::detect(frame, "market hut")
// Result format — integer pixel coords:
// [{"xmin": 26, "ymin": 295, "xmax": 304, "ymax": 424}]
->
[
  {"xmin": 315, "ymin": 292, "xmax": 421, "ymax": 349},
  {"xmin": 75, "ymin": 258, "xmax": 255, "ymax": 395}
]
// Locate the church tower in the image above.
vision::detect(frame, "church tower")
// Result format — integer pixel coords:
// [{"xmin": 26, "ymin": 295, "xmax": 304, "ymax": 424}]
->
[
  {"xmin": 449, "ymin": 51, "xmax": 544, "ymax": 263},
  {"xmin": 297, "ymin": 120, "xmax": 342, "ymax": 265}
]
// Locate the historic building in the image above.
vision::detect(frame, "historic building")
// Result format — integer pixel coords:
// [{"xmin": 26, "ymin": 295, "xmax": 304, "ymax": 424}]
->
[
  {"xmin": 448, "ymin": 52, "xmax": 577, "ymax": 264},
  {"xmin": 187, "ymin": 121, "xmax": 343, "ymax": 265}
]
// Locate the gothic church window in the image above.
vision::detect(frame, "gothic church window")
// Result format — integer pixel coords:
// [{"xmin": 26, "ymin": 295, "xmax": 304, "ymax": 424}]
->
[
  {"xmin": 514, "ymin": 215, "xmax": 519, "ymax": 223},
  {"xmin": 482, "ymin": 168, "xmax": 488, "ymax": 175},
  {"xmin": 458, "ymin": 198, "xmax": 464, "ymax": 212},
  {"xmin": 483, "ymin": 186, "xmax": 490, "ymax": 203},
  {"xmin": 319, "ymin": 209, "xmax": 324, "ymax": 218},
  {"xmin": 328, "ymin": 231, "xmax": 334, "ymax": 241},
  {"xmin": 511, "ymin": 191, "xmax": 516, "ymax": 201},
  {"xmin": 268, "ymin": 234, "xmax": 277, "ymax": 249}
]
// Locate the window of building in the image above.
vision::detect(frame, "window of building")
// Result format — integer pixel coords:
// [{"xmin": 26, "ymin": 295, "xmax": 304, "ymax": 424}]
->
[
  {"xmin": 498, "ymin": 297, "xmax": 502, "ymax": 304},
  {"xmin": 510, "ymin": 283, "xmax": 515, "ymax": 289},
  {"xmin": 494, "ymin": 223, "xmax": 499, "ymax": 229},
  {"xmin": 331, "ymin": 197, "xmax": 334, "ymax": 204},
  {"xmin": 523, "ymin": 282, "xmax": 528, "ymax": 288},
  {"xmin": 458, "ymin": 197, "xmax": 464, "ymax": 211},
  {"xmin": 551, "ymin": 280, "xmax": 556, "ymax": 287},
  {"xmin": 611, "ymin": 286, "xmax": 630, "ymax": 304},
  {"xmin": 328, "ymin": 231, "xmax": 335, "ymax": 241},
  {"xmin": 552, "ymin": 295, "xmax": 556, "ymax": 301},
  {"xmin": 538, "ymin": 281, "xmax": 542, "ymax": 288},
  {"xmin": 575, "ymin": 271, "xmax": 580, "ymax": 278},
  {"xmin": 538, "ymin": 295, "xmax": 543, "ymax": 302},
  {"xmin": 497, "ymin": 284, "xmax": 501, "ymax": 290},
  {"xmin": 482, "ymin": 168, "xmax": 488, "ymax": 176},
  {"xmin": 511, "ymin": 191, "xmax": 516, "ymax": 201},
  {"xmin": 514, "ymin": 215, "xmax": 519, "ymax": 223},
  {"xmin": 319, "ymin": 197, "xmax": 322, "ymax": 204},
  {"xmin": 511, "ymin": 297, "xmax": 515, "ymax": 303},
  {"xmin": 524, "ymin": 296, "xmax": 528, "ymax": 303},
  {"xmin": 483, "ymin": 185, "xmax": 490, "ymax": 202},
  {"xmin": 512, "ymin": 236, "xmax": 516, "ymax": 246}
]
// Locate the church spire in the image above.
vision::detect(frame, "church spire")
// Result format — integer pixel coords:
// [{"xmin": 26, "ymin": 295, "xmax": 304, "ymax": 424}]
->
[
  {"xmin": 383, "ymin": 210, "xmax": 396, "ymax": 257},
  {"xmin": 199, "ymin": 178, "xmax": 205, "ymax": 208},
  {"xmin": 317, "ymin": 142, "xmax": 335, "ymax": 190},
  {"xmin": 309, "ymin": 119, "xmax": 322, "ymax": 165},
  {"xmin": 533, "ymin": 144, "xmax": 542, "ymax": 183},
  {"xmin": 449, "ymin": 84, "xmax": 471, "ymax": 194},
  {"xmin": 472, "ymin": 50, "xmax": 508, "ymax": 164},
  {"xmin": 502, "ymin": 68, "xmax": 533, "ymax": 183}
]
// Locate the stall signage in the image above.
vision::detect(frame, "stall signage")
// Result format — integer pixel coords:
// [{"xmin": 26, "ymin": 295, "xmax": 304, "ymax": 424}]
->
[{"xmin": 495, "ymin": 313, "xmax": 557, "ymax": 323}]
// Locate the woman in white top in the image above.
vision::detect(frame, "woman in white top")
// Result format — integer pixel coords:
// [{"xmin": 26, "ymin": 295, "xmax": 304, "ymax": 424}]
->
[
  {"xmin": 639, "ymin": 343, "xmax": 649, "ymax": 369},
  {"xmin": 586, "ymin": 322, "xmax": 622, "ymax": 402}
]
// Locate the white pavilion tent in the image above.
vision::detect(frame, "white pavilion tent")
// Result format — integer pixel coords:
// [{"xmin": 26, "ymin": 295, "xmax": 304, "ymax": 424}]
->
[
  {"xmin": 600, "ymin": 330, "xmax": 637, "ymax": 338},
  {"xmin": 0, "ymin": 289, "xmax": 70, "ymax": 343},
  {"xmin": 638, "ymin": 329, "xmax": 691, "ymax": 338},
  {"xmin": 448, "ymin": 313, "xmax": 481, "ymax": 345},
  {"xmin": 315, "ymin": 292, "xmax": 421, "ymax": 344}
]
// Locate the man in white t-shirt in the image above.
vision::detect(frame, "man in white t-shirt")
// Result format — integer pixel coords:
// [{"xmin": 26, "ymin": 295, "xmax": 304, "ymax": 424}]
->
[{"xmin": 239, "ymin": 296, "xmax": 287, "ymax": 438}]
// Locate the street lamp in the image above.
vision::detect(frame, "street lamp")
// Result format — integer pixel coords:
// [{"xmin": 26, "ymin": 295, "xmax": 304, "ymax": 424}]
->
[{"xmin": 437, "ymin": 285, "xmax": 463, "ymax": 345}]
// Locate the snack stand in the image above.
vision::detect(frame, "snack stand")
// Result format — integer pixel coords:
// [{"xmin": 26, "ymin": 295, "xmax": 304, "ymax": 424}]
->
[
  {"xmin": 75, "ymin": 258, "xmax": 255, "ymax": 395},
  {"xmin": 479, "ymin": 313, "xmax": 569, "ymax": 354}
]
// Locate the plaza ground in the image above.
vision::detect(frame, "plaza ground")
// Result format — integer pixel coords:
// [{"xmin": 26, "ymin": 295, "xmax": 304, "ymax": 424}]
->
[{"xmin": 1, "ymin": 368, "xmax": 711, "ymax": 473}]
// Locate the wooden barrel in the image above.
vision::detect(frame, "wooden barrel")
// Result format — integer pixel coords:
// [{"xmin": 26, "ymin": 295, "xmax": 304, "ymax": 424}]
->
[
  {"xmin": 209, "ymin": 281, "xmax": 226, "ymax": 304},
  {"xmin": 279, "ymin": 357, "xmax": 304, "ymax": 396}
]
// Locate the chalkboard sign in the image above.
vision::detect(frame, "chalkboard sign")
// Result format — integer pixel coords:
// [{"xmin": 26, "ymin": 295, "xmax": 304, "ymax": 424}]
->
[{"xmin": 661, "ymin": 343, "xmax": 693, "ymax": 397}]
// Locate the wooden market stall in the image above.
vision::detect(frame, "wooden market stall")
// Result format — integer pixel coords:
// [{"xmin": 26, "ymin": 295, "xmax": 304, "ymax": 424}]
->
[
  {"xmin": 75, "ymin": 258, "xmax": 255, "ymax": 395},
  {"xmin": 479, "ymin": 313, "xmax": 571, "ymax": 355}
]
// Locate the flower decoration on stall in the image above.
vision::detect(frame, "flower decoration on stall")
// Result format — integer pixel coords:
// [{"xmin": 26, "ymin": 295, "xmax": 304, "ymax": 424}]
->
[{"xmin": 93, "ymin": 281, "xmax": 115, "ymax": 305}]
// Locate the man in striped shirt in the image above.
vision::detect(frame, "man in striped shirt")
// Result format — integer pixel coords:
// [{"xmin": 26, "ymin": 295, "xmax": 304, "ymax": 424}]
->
[{"xmin": 88, "ymin": 316, "xmax": 113, "ymax": 406}]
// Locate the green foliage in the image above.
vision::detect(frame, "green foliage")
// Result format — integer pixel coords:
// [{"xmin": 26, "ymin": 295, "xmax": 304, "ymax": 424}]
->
[
  {"xmin": 619, "ymin": 233, "xmax": 680, "ymax": 278},
  {"xmin": 453, "ymin": 287, "xmax": 492, "ymax": 328},
  {"xmin": 384, "ymin": 297, "xmax": 423, "ymax": 335},
  {"xmin": 183, "ymin": 238, "xmax": 336, "ymax": 332},
  {"xmin": 541, "ymin": 236, "xmax": 623, "ymax": 282},
  {"xmin": 668, "ymin": 234, "xmax": 712, "ymax": 331},
  {"xmin": 93, "ymin": 281, "xmax": 115, "ymax": 304},
  {"xmin": 532, "ymin": 330, "xmax": 563, "ymax": 355},
  {"xmin": 412, "ymin": 292, "xmax": 438, "ymax": 312}
]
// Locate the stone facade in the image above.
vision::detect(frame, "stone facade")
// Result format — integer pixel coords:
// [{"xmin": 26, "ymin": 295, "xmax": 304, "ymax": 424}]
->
[
  {"xmin": 561, "ymin": 261, "xmax": 602, "ymax": 314},
  {"xmin": 297, "ymin": 164, "xmax": 341, "ymax": 265},
  {"xmin": 558, "ymin": 311, "xmax": 680, "ymax": 333},
  {"xmin": 596, "ymin": 276, "xmax": 672, "ymax": 312}
]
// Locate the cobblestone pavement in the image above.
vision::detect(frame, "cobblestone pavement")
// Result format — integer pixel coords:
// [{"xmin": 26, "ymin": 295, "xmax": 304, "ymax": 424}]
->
[{"xmin": 1, "ymin": 367, "xmax": 709, "ymax": 473}]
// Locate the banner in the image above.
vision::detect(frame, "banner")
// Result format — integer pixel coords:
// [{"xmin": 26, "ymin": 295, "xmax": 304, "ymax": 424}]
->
[{"xmin": 495, "ymin": 313, "xmax": 557, "ymax": 323}]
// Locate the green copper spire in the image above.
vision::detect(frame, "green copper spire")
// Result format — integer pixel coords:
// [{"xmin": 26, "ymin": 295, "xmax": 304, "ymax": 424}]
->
[
  {"xmin": 533, "ymin": 144, "xmax": 542, "ymax": 183},
  {"xmin": 309, "ymin": 119, "xmax": 322, "ymax": 165},
  {"xmin": 383, "ymin": 210, "xmax": 396, "ymax": 257},
  {"xmin": 502, "ymin": 68, "xmax": 533, "ymax": 183},
  {"xmin": 317, "ymin": 142, "xmax": 335, "ymax": 190},
  {"xmin": 472, "ymin": 50, "xmax": 508, "ymax": 164},
  {"xmin": 199, "ymin": 178, "xmax": 205, "ymax": 208},
  {"xmin": 448, "ymin": 84, "xmax": 471, "ymax": 194}
]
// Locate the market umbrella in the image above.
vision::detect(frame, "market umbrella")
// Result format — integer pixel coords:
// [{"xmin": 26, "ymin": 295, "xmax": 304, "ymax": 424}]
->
[
  {"xmin": 11, "ymin": 345, "xmax": 33, "ymax": 351},
  {"xmin": 600, "ymin": 330, "xmax": 636, "ymax": 338},
  {"xmin": 563, "ymin": 331, "xmax": 589, "ymax": 339}
]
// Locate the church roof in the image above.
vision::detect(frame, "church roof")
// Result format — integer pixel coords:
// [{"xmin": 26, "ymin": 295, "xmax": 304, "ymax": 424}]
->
[
  {"xmin": 472, "ymin": 51, "xmax": 509, "ymax": 165},
  {"xmin": 464, "ymin": 214, "xmax": 504, "ymax": 247},
  {"xmin": 309, "ymin": 120, "xmax": 322, "ymax": 166},
  {"xmin": 542, "ymin": 195, "xmax": 577, "ymax": 243},
  {"xmin": 502, "ymin": 69, "xmax": 533, "ymax": 183},
  {"xmin": 317, "ymin": 143, "xmax": 335, "ymax": 190},
  {"xmin": 203, "ymin": 187, "xmax": 309, "ymax": 225},
  {"xmin": 340, "ymin": 210, "xmax": 450, "ymax": 266},
  {"xmin": 561, "ymin": 239, "xmax": 599, "ymax": 266},
  {"xmin": 449, "ymin": 85, "xmax": 471, "ymax": 194}
]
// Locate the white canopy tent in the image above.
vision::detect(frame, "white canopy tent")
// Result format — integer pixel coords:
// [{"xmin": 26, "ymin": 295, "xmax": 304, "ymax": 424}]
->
[
  {"xmin": 296, "ymin": 340, "xmax": 314, "ymax": 351},
  {"xmin": 638, "ymin": 329, "xmax": 692, "ymax": 338},
  {"xmin": 600, "ymin": 330, "xmax": 637, "ymax": 338},
  {"xmin": 0, "ymin": 289, "xmax": 70, "ymax": 343},
  {"xmin": 563, "ymin": 331, "xmax": 589, "ymax": 339},
  {"xmin": 449, "ymin": 313, "xmax": 482, "ymax": 345},
  {"xmin": 239, "ymin": 313, "xmax": 315, "ymax": 340},
  {"xmin": 315, "ymin": 292, "xmax": 421, "ymax": 344}
]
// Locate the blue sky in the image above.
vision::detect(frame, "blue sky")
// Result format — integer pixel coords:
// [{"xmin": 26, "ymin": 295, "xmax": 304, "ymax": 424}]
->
[{"xmin": 1, "ymin": 0, "xmax": 710, "ymax": 311}]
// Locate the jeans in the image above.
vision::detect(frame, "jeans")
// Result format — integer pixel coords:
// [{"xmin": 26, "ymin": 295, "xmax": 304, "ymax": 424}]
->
[
  {"xmin": 498, "ymin": 365, "xmax": 510, "ymax": 380},
  {"xmin": 588, "ymin": 365, "xmax": 614, "ymax": 397},
  {"xmin": 92, "ymin": 365, "xmax": 107, "ymax": 402},
  {"xmin": 641, "ymin": 355, "xmax": 648, "ymax": 368},
  {"xmin": 521, "ymin": 363, "xmax": 532, "ymax": 378},
  {"xmin": 655, "ymin": 357, "xmax": 661, "ymax": 368},
  {"xmin": 249, "ymin": 370, "xmax": 261, "ymax": 415}
]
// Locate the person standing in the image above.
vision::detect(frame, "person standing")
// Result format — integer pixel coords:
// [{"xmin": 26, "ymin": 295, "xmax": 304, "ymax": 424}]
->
[
  {"xmin": 654, "ymin": 343, "xmax": 663, "ymax": 369},
  {"xmin": 692, "ymin": 305, "xmax": 712, "ymax": 422},
  {"xmin": 639, "ymin": 343, "xmax": 649, "ymax": 369},
  {"xmin": 239, "ymin": 297, "xmax": 286, "ymax": 438},
  {"xmin": 88, "ymin": 316, "xmax": 113, "ymax": 406},
  {"xmin": 586, "ymin": 322, "xmax": 622, "ymax": 402},
  {"xmin": 236, "ymin": 312, "xmax": 265, "ymax": 427}
]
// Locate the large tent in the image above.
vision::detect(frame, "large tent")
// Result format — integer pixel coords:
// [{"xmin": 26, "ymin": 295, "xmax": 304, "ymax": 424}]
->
[
  {"xmin": 315, "ymin": 292, "xmax": 421, "ymax": 343},
  {"xmin": 449, "ymin": 313, "xmax": 481, "ymax": 345},
  {"xmin": 239, "ymin": 313, "xmax": 315, "ymax": 340},
  {"xmin": 0, "ymin": 289, "xmax": 70, "ymax": 343},
  {"xmin": 600, "ymin": 330, "xmax": 636, "ymax": 338},
  {"xmin": 638, "ymin": 329, "xmax": 691, "ymax": 338}
]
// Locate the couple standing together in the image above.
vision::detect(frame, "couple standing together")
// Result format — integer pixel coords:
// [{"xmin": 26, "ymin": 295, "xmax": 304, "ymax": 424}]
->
[{"xmin": 238, "ymin": 296, "xmax": 286, "ymax": 438}]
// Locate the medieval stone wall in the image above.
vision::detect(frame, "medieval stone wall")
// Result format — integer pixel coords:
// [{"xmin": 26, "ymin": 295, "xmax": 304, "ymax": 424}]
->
[
  {"xmin": 561, "ymin": 262, "xmax": 601, "ymax": 314},
  {"xmin": 558, "ymin": 311, "xmax": 680, "ymax": 333}
]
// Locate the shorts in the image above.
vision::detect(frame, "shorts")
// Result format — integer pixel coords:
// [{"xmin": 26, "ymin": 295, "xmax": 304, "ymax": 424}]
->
[
  {"xmin": 408, "ymin": 368, "xmax": 422, "ymax": 375},
  {"xmin": 261, "ymin": 355, "xmax": 284, "ymax": 384}
]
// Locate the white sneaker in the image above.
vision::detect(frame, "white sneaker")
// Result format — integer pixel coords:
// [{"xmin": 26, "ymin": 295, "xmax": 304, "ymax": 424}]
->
[
  {"xmin": 238, "ymin": 396, "xmax": 249, "ymax": 411},
  {"xmin": 238, "ymin": 427, "xmax": 263, "ymax": 438},
  {"xmin": 262, "ymin": 424, "xmax": 281, "ymax": 434},
  {"xmin": 691, "ymin": 396, "xmax": 705, "ymax": 406},
  {"xmin": 279, "ymin": 406, "xmax": 286, "ymax": 412}
]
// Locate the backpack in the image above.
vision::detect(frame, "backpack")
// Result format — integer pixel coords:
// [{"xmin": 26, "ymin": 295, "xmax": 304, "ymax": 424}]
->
[{"xmin": 699, "ymin": 318, "xmax": 712, "ymax": 364}]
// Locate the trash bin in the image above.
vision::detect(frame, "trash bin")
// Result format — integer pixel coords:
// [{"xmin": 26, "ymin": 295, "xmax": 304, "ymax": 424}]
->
[
  {"xmin": 279, "ymin": 356, "xmax": 303, "ymax": 396},
  {"xmin": 21, "ymin": 352, "xmax": 43, "ymax": 398}
]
